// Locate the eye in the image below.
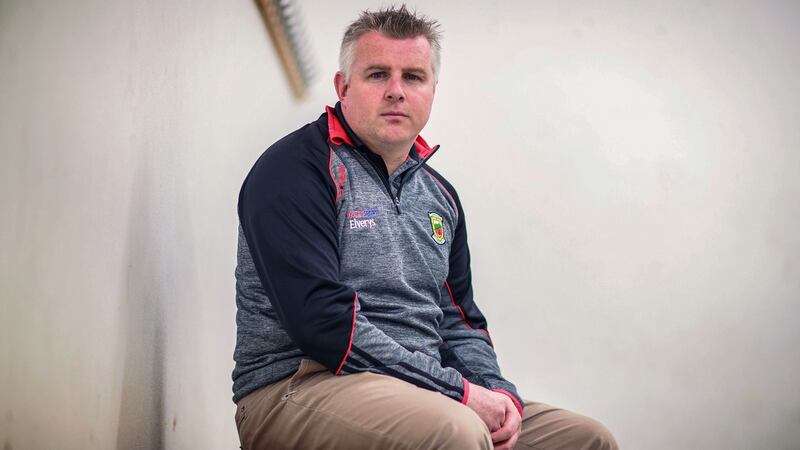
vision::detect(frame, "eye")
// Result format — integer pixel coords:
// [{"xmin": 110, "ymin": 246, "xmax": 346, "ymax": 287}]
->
[
  {"xmin": 367, "ymin": 71, "xmax": 388, "ymax": 80},
  {"xmin": 403, "ymin": 73, "xmax": 423, "ymax": 81}
]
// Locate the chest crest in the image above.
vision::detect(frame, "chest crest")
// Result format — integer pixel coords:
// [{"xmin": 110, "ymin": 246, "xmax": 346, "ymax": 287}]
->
[{"xmin": 428, "ymin": 212, "xmax": 446, "ymax": 245}]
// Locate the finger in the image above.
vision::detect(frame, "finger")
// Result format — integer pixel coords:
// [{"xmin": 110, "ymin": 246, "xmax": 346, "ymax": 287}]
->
[
  {"xmin": 479, "ymin": 411, "xmax": 502, "ymax": 433},
  {"xmin": 492, "ymin": 428, "xmax": 521, "ymax": 450},
  {"xmin": 491, "ymin": 417, "xmax": 516, "ymax": 444},
  {"xmin": 505, "ymin": 430, "xmax": 520, "ymax": 450},
  {"xmin": 491, "ymin": 404, "xmax": 521, "ymax": 444},
  {"xmin": 485, "ymin": 419, "xmax": 501, "ymax": 433},
  {"xmin": 488, "ymin": 409, "xmax": 505, "ymax": 433},
  {"xmin": 493, "ymin": 439, "xmax": 510, "ymax": 450}
]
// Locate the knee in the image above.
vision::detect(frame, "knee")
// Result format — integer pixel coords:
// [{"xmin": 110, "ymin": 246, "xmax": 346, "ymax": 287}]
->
[
  {"xmin": 422, "ymin": 406, "xmax": 492, "ymax": 450},
  {"xmin": 572, "ymin": 415, "xmax": 619, "ymax": 450}
]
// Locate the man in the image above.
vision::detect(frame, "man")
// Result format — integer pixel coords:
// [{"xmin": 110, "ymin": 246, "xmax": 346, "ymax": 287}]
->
[{"xmin": 233, "ymin": 5, "xmax": 618, "ymax": 450}]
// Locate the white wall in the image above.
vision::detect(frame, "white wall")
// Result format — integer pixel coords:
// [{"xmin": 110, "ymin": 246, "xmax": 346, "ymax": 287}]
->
[
  {"xmin": 0, "ymin": 0, "xmax": 320, "ymax": 448},
  {"xmin": 1, "ymin": 1, "xmax": 799, "ymax": 449},
  {"xmin": 417, "ymin": 2, "xmax": 800, "ymax": 449}
]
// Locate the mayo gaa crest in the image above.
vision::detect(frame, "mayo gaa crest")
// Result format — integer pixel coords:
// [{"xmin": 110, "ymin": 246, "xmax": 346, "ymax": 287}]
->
[{"xmin": 428, "ymin": 212, "xmax": 446, "ymax": 245}]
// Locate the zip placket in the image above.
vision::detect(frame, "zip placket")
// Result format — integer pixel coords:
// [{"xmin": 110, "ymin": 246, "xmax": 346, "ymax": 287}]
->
[
  {"xmin": 394, "ymin": 146, "xmax": 439, "ymax": 213},
  {"xmin": 357, "ymin": 149, "xmax": 402, "ymax": 213},
  {"xmin": 354, "ymin": 145, "xmax": 440, "ymax": 214}
]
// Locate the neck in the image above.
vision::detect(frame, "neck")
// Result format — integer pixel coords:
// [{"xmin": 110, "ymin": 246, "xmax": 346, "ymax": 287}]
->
[
  {"xmin": 360, "ymin": 139, "xmax": 412, "ymax": 175},
  {"xmin": 335, "ymin": 104, "xmax": 414, "ymax": 175}
]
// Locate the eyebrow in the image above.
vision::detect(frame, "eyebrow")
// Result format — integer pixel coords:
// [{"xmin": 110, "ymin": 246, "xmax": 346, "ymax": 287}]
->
[{"xmin": 363, "ymin": 64, "xmax": 428, "ymax": 74}]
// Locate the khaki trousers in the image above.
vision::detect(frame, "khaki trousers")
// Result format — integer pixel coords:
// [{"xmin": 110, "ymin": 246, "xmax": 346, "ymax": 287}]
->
[{"xmin": 235, "ymin": 360, "xmax": 618, "ymax": 450}]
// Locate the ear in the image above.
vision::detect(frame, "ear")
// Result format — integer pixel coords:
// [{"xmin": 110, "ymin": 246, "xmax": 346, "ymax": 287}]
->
[{"xmin": 334, "ymin": 72, "xmax": 349, "ymax": 101}]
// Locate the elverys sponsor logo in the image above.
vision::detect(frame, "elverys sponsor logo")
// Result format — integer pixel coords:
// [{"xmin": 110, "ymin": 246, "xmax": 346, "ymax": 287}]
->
[{"xmin": 348, "ymin": 209, "xmax": 380, "ymax": 229}]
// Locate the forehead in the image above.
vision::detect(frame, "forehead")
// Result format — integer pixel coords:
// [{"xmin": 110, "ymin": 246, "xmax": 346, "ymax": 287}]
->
[{"xmin": 352, "ymin": 31, "xmax": 433, "ymax": 71}]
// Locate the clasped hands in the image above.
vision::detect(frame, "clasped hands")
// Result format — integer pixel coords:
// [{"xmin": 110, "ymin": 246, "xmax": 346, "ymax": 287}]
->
[{"xmin": 465, "ymin": 383, "xmax": 522, "ymax": 450}]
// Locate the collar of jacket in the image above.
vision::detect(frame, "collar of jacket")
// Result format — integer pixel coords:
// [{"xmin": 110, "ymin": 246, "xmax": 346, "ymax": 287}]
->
[{"xmin": 325, "ymin": 102, "xmax": 438, "ymax": 160}]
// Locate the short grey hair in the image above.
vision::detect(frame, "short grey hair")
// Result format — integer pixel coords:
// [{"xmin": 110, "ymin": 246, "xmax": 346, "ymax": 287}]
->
[{"xmin": 339, "ymin": 5, "xmax": 442, "ymax": 83}]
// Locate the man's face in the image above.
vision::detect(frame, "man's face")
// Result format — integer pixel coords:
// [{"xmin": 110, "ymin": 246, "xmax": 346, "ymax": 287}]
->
[{"xmin": 335, "ymin": 32, "xmax": 436, "ymax": 152}]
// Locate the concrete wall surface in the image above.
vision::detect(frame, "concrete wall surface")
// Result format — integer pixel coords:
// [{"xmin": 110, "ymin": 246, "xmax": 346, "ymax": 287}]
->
[
  {"xmin": 1, "ymin": 1, "xmax": 799, "ymax": 449},
  {"xmin": 0, "ymin": 0, "xmax": 320, "ymax": 448}
]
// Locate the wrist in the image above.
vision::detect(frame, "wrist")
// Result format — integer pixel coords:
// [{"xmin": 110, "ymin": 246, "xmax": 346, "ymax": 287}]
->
[{"xmin": 492, "ymin": 389, "xmax": 523, "ymax": 416}]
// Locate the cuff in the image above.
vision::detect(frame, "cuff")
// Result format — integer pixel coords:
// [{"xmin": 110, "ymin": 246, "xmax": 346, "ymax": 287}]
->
[
  {"xmin": 492, "ymin": 388, "xmax": 523, "ymax": 416},
  {"xmin": 461, "ymin": 378, "xmax": 471, "ymax": 405}
]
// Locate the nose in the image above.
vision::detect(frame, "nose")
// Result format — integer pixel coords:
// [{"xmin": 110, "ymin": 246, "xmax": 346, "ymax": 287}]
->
[{"xmin": 384, "ymin": 76, "xmax": 405, "ymax": 102}]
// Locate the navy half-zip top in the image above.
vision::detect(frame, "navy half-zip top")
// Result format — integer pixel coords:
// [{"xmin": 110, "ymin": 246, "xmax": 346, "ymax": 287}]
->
[{"xmin": 233, "ymin": 104, "xmax": 525, "ymax": 414}]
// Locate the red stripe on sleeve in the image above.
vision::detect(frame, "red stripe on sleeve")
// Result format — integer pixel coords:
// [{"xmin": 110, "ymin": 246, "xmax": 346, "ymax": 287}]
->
[
  {"xmin": 444, "ymin": 281, "xmax": 473, "ymax": 330},
  {"xmin": 328, "ymin": 146, "xmax": 339, "ymax": 204},
  {"xmin": 335, "ymin": 292, "xmax": 358, "ymax": 375}
]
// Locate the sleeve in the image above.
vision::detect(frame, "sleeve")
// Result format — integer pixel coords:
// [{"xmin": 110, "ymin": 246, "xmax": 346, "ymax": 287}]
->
[
  {"xmin": 434, "ymin": 174, "xmax": 525, "ymax": 416},
  {"xmin": 238, "ymin": 139, "xmax": 467, "ymax": 402}
]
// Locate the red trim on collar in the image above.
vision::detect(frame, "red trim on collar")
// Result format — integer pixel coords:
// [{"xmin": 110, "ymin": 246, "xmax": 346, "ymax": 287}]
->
[
  {"xmin": 325, "ymin": 105, "xmax": 437, "ymax": 158},
  {"xmin": 414, "ymin": 135, "xmax": 436, "ymax": 159},
  {"xmin": 326, "ymin": 105, "xmax": 353, "ymax": 146}
]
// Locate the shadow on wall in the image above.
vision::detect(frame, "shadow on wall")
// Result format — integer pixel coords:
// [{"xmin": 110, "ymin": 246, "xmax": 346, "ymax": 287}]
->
[
  {"xmin": 111, "ymin": 130, "xmax": 209, "ymax": 448},
  {"xmin": 115, "ymin": 157, "xmax": 165, "ymax": 450}
]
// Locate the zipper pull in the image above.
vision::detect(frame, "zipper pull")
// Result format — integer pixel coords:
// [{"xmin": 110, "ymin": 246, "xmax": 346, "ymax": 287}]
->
[{"xmin": 393, "ymin": 197, "xmax": 401, "ymax": 214}]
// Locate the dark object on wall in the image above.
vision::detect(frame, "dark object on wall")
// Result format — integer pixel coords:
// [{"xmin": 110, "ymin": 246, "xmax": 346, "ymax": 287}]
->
[{"xmin": 256, "ymin": 0, "xmax": 316, "ymax": 99}]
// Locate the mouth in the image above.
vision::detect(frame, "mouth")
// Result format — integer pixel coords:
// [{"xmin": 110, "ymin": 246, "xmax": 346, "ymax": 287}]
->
[{"xmin": 381, "ymin": 112, "xmax": 408, "ymax": 118}]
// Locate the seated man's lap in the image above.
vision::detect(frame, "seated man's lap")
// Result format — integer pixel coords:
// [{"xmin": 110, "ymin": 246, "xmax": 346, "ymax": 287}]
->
[
  {"xmin": 235, "ymin": 359, "xmax": 617, "ymax": 450},
  {"xmin": 515, "ymin": 401, "xmax": 618, "ymax": 450},
  {"xmin": 235, "ymin": 359, "xmax": 492, "ymax": 450}
]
